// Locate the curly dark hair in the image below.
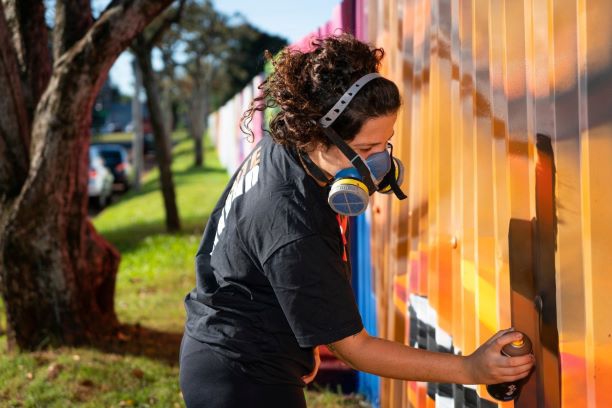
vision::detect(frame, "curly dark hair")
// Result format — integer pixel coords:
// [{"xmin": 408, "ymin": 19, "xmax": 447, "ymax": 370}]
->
[{"xmin": 241, "ymin": 33, "xmax": 401, "ymax": 151}]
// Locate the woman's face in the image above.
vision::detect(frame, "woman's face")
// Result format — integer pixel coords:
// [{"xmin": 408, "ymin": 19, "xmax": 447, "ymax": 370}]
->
[{"xmin": 318, "ymin": 112, "xmax": 398, "ymax": 176}]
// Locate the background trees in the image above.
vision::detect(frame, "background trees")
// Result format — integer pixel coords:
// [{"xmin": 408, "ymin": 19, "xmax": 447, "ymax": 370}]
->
[
  {"xmin": 131, "ymin": 0, "xmax": 187, "ymax": 232},
  {"xmin": 160, "ymin": 0, "xmax": 286, "ymax": 167}
]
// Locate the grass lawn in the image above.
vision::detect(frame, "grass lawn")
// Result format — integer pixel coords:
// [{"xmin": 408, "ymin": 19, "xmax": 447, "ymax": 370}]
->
[{"xmin": 0, "ymin": 132, "xmax": 370, "ymax": 407}]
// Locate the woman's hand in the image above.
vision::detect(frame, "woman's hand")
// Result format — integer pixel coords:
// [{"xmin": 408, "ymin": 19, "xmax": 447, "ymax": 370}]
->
[
  {"xmin": 464, "ymin": 328, "xmax": 535, "ymax": 385},
  {"xmin": 301, "ymin": 346, "xmax": 321, "ymax": 385}
]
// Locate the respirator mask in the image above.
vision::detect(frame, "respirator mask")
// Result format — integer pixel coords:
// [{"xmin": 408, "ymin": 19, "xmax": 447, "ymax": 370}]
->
[{"xmin": 301, "ymin": 73, "xmax": 407, "ymax": 216}]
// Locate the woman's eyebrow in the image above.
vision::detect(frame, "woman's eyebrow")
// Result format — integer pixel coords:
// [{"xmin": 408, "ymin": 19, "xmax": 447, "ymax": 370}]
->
[
  {"xmin": 353, "ymin": 131, "xmax": 395, "ymax": 148},
  {"xmin": 354, "ymin": 142, "xmax": 379, "ymax": 148}
]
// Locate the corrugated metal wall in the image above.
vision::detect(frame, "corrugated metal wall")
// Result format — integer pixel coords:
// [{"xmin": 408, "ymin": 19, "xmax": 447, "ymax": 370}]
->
[
  {"xmin": 207, "ymin": 0, "xmax": 612, "ymax": 405},
  {"xmin": 366, "ymin": 0, "xmax": 612, "ymax": 406}
]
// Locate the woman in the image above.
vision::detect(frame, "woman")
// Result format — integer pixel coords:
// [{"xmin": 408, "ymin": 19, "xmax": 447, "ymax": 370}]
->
[{"xmin": 179, "ymin": 34, "xmax": 534, "ymax": 408}]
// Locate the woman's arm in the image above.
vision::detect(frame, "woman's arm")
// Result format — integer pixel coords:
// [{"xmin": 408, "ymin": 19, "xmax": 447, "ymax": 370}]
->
[{"xmin": 327, "ymin": 328, "xmax": 534, "ymax": 385}]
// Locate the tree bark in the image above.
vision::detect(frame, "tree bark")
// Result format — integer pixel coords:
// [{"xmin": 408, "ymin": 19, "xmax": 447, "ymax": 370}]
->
[
  {"xmin": 0, "ymin": 3, "xmax": 30, "ymax": 197},
  {"xmin": 2, "ymin": 0, "xmax": 51, "ymax": 126},
  {"xmin": 0, "ymin": 0, "xmax": 174, "ymax": 351},
  {"xmin": 131, "ymin": 59, "xmax": 144, "ymax": 191},
  {"xmin": 160, "ymin": 48, "xmax": 176, "ymax": 137},
  {"xmin": 162, "ymin": 86, "xmax": 175, "ymax": 143},
  {"xmin": 189, "ymin": 79, "xmax": 208, "ymax": 167},
  {"xmin": 134, "ymin": 41, "xmax": 181, "ymax": 232},
  {"xmin": 53, "ymin": 0, "xmax": 93, "ymax": 61}
]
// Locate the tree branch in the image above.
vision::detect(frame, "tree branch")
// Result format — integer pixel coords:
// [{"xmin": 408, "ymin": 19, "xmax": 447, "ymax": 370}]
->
[
  {"xmin": 53, "ymin": 0, "xmax": 93, "ymax": 61},
  {"xmin": 2, "ymin": 0, "xmax": 51, "ymax": 122},
  {"xmin": 50, "ymin": 0, "xmax": 175, "ymax": 94},
  {"xmin": 147, "ymin": 0, "xmax": 186, "ymax": 47},
  {"xmin": 0, "ymin": 2, "xmax": 31, "ymax": 198},
  {"xmin": 99, "ymin": 0, "xmax": 123, "ymax": 18}
]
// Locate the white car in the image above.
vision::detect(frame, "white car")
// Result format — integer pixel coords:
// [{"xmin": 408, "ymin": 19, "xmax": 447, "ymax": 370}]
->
[
  {"xmin": 88, "ymin": 145, "xmax": 114, "ymax": 209},
  {"xmin": 94, "ymin": 143, "xmax": 135, "ymax": 191}
]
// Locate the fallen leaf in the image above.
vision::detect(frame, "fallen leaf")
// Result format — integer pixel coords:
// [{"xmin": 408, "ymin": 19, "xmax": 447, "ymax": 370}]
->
[
  {"xmin": 47, "ymin": 363, "xmax": 64, "ymax": 380},
  {"xmin": 80, "ymin": 379, "xmax": 94, "ymax": 387},
  {"xmin": 34, "ymin": 353, "xmax": 52, "ymax": 366},
  {"xmin": 131, "ymin": 368, "xmax": 144, "ymax": 379},
  {"xmin": 117, "ymin": 331, "xmax": 130, "ymax": 341}
]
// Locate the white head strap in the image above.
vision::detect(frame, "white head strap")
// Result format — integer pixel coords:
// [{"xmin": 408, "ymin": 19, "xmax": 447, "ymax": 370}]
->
[{"xmin": 318, "ymin": 73, "xmax": 381, "ymax": 128}]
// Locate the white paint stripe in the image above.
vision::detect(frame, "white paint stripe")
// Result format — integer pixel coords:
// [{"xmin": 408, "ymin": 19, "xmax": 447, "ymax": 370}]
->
[
  {"xmin": 435, "ymin": 394, "xmax": 454, "ymax": 408},
  {"xmin": 436, "ymin": 326, "xmax": 453, "ymax": 349}
]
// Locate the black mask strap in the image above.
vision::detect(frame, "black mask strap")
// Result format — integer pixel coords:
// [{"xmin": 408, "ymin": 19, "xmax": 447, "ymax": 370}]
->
[
  {"xmin": 387, "ymin": 158, "xmax": 407, "ymax": 199},
  {"xmin": 387, "ymin": 143, "xmax": 407, "ymax": 200},
  {"xmin": 321, "ymin": 127, "xmax": 377, "ymax": 194},
  {"xmin": 298, "ymin": 149, "xmax": 333, "ymax": 186},
  {"xmin": 317, "ymin": 73, "xmax": 382, "ymax": 195}
]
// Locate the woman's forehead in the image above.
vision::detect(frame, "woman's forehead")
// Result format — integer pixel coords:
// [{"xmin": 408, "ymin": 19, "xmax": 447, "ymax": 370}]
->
[{"xmin": 351, "ymin": 113, "xmax": 397, "ymax": 145}]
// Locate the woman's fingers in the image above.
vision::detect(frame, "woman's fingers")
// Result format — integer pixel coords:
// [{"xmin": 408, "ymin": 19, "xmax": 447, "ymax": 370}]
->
[
  {"xmin": 488, "ymin": 355, "xmax": 535, "ymax": 383},
  {"xmin": 492, "ymin": 367, "xmax": 533, "ymax": 383},
  {"xmin": 467, "ymin": 329, "xmax": 535, "ymax": 385},
  {"xmin": 506, "ymin": 354, "xmax": 535, "ymax": 367},
  {"xmin": 492, "ymin": 330, "xmax": 525, "ymax": 353},
  {"xmin": 497, "ymin": 361, "xmax": 534, "ymax": 375}
]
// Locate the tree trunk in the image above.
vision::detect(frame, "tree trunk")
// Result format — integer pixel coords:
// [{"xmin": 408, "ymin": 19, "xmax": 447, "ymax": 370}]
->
[
  {"xmin": 162, "ymin": 87, "xmax": 175, "ymax": 151},
  {"xmin": 190, "ymin": 81, "xmax": 207, "ymax": 167},
  {"xmin": 131, "ymin": 58, "xmax": 144, "ymax": 191},
  {"xmin": 134, "ymin": 41, "xmax": 181, "ymax": 232},
  {"xmin": 202, "ymin": 88, "xmax": 210, "ymax": 158},
  {"xmin": 0, "ymin": 0, "xmax": 174, "ymax": 351}
]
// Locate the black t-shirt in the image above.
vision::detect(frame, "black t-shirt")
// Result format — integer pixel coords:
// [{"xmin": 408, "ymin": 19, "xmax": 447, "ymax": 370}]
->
[{"xmin": 184, "ymin": 135, "xmax": 363, "ymax": 386}]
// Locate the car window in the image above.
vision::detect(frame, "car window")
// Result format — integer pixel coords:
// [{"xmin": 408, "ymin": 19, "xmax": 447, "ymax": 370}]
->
[
  {"xmin": 100, "ymin": 151, "xmax": 123, "ymax": 166},
  {"xmin": 89, "ymin": 147, "xmax": 100, "ymax": 164}
]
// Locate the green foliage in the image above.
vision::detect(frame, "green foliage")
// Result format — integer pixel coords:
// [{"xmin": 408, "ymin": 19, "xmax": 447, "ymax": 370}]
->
[
  {"xmin": 160, "ymin": 0, "xmax": 287, "ymax": 111},
  {"xmin": 215, "ymin": 20, "xmax": 287, "ymax": 108}
]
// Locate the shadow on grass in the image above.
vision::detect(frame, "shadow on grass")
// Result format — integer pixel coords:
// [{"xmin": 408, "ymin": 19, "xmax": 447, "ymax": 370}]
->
[
  {"xmin": 100, "ymin": 217, "xmax": 209, "ymax": 254},
  {"xmin": 105, "ymin": 162, "xmax": 227, "ymax": 211},
  {"xmin": 173, "ymin": 164, "xmax": 228, "ymax": 179},
  {"xmin": 0, "ymin": 322, "xmax": 183, "ymax": 366},
  {"xmin": 90, "ymin": 323, "xmax": 183, "ymax": 366},
  {"xmin": 161, "ymin": 138, "xmax": 219, "ymax": 162}
]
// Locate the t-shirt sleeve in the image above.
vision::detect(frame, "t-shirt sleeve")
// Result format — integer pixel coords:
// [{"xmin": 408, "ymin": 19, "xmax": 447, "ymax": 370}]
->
[{"xmin": 262, "ymin": 234, "xmax": 364, "ymax": 348}]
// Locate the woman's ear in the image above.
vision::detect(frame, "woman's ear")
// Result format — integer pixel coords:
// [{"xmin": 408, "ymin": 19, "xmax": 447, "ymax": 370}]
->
[
  {"xmin": 315, "ymin": 142, "xmax": 327, "ymax": 153},
  {"xmin": 306, "ymin": 140, "xmax": 326, "ymax": 154}
]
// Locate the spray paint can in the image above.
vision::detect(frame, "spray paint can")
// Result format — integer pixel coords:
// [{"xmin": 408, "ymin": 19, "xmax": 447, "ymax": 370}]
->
[{"xmin": 486, "ymin": 332, "xmax": 533, "ymax": 401}]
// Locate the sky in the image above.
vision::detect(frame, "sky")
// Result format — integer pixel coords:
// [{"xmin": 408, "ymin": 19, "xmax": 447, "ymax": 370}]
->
[{"xmin": 109, "ymin": 0, "xmax": 341, "ymax": 95}]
